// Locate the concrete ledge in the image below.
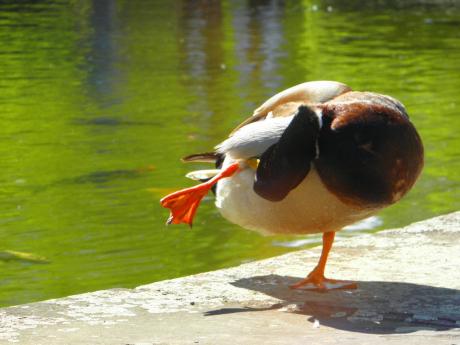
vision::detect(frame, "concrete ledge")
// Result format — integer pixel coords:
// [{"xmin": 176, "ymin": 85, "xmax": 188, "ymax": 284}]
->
[{"xmin": 1, "ymin": 212, "xmax": 460, "ymax": 344}]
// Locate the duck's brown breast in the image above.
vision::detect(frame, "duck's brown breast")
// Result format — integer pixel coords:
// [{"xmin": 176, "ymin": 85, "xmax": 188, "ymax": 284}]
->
[{"xmin": 315, "ymin": 91, "xmax": 424, "ymax": 208}]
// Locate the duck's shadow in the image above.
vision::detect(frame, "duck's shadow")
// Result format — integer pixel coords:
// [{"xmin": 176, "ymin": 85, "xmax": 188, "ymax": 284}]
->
[{"xmin": 205, "ymin": 274, "xmax": 460, "ymax": 334}]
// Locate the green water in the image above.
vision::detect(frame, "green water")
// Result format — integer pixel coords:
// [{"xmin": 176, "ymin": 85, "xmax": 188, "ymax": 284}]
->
[{"xmin": 0, "ymin": 0, "xmax": 459, "ymax": 307}]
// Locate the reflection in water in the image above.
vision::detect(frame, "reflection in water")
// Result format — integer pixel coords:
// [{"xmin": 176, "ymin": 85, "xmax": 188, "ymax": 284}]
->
[
  {"xmin": 233, "ymin": 0, "xmax": 285, "ymax": 95},
  {"xmin": 179, "ymin": 1, "xmax": 224, "ymax": 80},
  {"xmin": 0, "ymin": 0, "xmax": 459, "ymax": 307},
  {"xmin": 84, "ymin": 0, "xmax": 121, "ymax": 107},
  {"xmin": 177, "ymin": 0, "xmax": 225, "ymax": 123}
]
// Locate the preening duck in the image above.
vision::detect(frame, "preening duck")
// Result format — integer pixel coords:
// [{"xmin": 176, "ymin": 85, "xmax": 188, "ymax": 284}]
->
[{"xmin": 161, "ymin": 81, "xmax": 424, "ymax": 291}]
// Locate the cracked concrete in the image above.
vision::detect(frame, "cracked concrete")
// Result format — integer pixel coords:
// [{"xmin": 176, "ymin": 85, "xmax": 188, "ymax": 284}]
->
[{"xmin": 1, "ymin": 212, "xmax": 459, "ymax": 344}]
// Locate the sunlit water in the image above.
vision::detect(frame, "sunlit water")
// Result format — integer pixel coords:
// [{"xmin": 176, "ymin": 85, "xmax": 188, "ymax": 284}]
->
[{"xmin": 0, "ymin": 0, "xmax": 459, "ymax": 307}]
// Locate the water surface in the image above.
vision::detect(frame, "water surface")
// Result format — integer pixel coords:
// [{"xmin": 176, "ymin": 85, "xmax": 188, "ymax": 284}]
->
[{"xmin": 0, "ymin": 0, "xmax": 459, "ymax": 307}]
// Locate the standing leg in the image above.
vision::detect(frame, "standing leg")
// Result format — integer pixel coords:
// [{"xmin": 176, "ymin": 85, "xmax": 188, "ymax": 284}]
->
[{"xmin": 290, "ymin": 232, "xmax": 357, "ymax": 291}]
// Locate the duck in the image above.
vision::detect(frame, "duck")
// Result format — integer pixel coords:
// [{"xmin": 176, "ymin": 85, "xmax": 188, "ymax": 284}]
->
[{"xmin": 160, "ymin": 81, "xmax": 424, "ymax": 291}]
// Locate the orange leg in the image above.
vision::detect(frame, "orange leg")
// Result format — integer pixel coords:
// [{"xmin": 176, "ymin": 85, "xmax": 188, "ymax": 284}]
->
[
  {"xmin": 290, "ymin": 232, "xmax": 357, "ymax": 291},
  {"xmin": 160, "ymin": 162, "xmax": 240, "ymax": 227}
]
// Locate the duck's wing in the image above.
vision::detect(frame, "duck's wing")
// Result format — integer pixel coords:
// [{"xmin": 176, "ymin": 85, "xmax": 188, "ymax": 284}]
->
[
  {"xmin": 216, "ymin": 115, "xmax": 293, "ymax": 160},
  {"xmin": 253, "ymin": 106, "xmax": 321, "ymax": 201},
  {"xmin": 230, "ymin": 80, "xmax": 351, "ymax": 135},
  {"xmin": 218, "ymin": 105, "xmax": 321, "ymax": 201}
]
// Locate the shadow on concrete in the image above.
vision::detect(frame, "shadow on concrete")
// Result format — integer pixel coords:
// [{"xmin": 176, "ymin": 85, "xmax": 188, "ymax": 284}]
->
[{"xmin": 204, "ymin": 274, "xmax": 460, "ymax": 334}]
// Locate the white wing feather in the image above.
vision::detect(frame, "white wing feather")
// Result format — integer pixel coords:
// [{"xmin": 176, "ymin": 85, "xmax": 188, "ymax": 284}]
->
[{"xmin": 216, "ymin": 116, "xmax": 294, "ymax": 159}]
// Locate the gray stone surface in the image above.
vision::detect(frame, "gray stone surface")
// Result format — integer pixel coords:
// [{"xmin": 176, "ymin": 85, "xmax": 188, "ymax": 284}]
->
[{"xmin": 1, "ymin": 212, "xmax": 460, "ymax": 344}]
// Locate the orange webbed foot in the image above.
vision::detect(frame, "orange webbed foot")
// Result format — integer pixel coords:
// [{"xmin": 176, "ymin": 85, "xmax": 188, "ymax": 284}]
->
[
  {"xmin": 160, "ymin": 185, "xmax": 210, "ymax": 226},
  {"xmin": 289, "ymin": 266, "xmax": 357, "ymax": 292},
  {"xmin": 160, "ymin": 162, "xmax": 240, "ymax": 227}
]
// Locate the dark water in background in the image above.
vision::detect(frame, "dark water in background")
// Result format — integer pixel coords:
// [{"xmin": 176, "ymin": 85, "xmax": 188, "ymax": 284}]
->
[{"xmin": 0, "ymin": 0, "xmax": 459, "ymax": 307}]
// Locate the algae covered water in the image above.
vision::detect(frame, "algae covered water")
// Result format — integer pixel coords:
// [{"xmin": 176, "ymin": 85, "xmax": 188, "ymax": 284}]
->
[{"xmin": 0, "ymin": 1, "xmax": 459, "ymax": 307}]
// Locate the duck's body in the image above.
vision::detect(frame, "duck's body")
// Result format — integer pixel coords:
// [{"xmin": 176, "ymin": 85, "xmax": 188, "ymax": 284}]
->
[
  {"xmin": 216, "ymin": 163, "xmax": 375, "ymax": 235},
  {"xmin": 161, "ymin": 81, "xmax": 424, "ymax": 290}
]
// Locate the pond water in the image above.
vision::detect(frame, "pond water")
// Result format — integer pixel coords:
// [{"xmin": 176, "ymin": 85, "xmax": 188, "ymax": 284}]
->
[{"xmin": 0, "ymin": 0, "xmax": 459, "ymax": 307}]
